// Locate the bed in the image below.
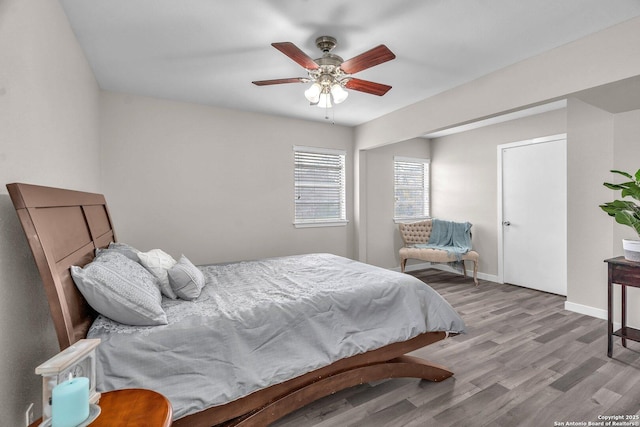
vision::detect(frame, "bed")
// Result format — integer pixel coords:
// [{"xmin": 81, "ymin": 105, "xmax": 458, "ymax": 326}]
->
[{"xmin": 7, "ymin": 182, "xmax": 465, "ymax": 426}]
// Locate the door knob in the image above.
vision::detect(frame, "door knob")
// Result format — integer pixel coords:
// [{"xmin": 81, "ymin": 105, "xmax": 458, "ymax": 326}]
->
[{"xmin": 503, "ymin": 221, "xmax": 511, "ymax": 226}]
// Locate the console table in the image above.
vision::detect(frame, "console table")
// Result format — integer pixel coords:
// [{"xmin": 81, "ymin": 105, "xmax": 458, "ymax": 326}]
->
[{"xmin": 606, "ymin": 256, "xmax": 640, "ymax": 357}]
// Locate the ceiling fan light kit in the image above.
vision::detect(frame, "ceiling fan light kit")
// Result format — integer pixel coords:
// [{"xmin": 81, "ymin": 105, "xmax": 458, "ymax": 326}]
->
[
  {"xmin": 304, "ymin": 78, "xmax": 348, "ymax": 108},
  {"xmin": 253, "ymin": 35, "xmax": 395, "ymax": 109}
]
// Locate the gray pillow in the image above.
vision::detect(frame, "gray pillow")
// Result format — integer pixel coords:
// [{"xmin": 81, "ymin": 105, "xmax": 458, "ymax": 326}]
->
[
  {"xmin": 168, "ymin": 255, "xmax": 205, "ymax": 301},
  {"xmin": 71, "ymin": 251, "xmax": 167, "ymax": 326},
  {"xmin": 95, "ymin": 242, "xmax": 140, "ymax": 262}
]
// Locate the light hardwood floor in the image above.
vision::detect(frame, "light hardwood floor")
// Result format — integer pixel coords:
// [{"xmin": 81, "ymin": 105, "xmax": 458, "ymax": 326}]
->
[{"xmin": 272, "ymin": 269, "xmax": 640, "ymax": 427}]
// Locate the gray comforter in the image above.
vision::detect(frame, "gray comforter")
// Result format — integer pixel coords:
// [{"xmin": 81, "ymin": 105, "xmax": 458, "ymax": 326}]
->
[{"xmin": 88, "ymin": 253, "xmax": 465, "ymax": 419}]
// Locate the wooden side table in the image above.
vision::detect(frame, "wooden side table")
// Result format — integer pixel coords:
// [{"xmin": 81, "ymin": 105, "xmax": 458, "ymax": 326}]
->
[
  {"xmin": 605, "ymin": 256, "xmax": 640, "ymax": 357},
  {"xmin": 30, "ymin": 388, "xmax": 172, "ymax": 427}
]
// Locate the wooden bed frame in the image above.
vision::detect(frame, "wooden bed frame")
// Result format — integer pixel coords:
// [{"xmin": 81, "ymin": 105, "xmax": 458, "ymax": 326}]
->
[{"xmin": 7, "ymin": 182, "xmax": 457, "ymax": 427}]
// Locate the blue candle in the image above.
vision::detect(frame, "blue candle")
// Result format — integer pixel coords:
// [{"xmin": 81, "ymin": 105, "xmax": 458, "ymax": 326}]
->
[{"xmin": 51, "ymin": 376, "xmax": 89, "ymax": 427}]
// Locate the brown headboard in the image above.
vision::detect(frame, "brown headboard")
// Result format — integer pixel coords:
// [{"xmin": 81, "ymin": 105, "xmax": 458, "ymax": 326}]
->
[{"xmin": 6, "ymin": 183, "xmax": 116, "ymax": 350}]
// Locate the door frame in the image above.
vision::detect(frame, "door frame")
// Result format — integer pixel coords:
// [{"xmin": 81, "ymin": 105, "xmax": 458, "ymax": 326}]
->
[{"xmin": 496, "ymin": 133, "xmax": 567, "ymax": 284}]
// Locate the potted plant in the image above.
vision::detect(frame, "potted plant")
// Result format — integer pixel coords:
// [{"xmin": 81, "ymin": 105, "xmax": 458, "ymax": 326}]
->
[{"xmin": 600, "ymin": 169, "xmax": 640, "ymax": 261}]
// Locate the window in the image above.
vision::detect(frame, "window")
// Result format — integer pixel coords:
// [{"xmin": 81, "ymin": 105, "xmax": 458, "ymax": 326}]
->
[
  {"xmin": 294, "ymin": 146, "xmax": 347, "ymax": 227},
  {"xmin": 394, "ymin": 156, "xmax": 430, "ymax": 221}
]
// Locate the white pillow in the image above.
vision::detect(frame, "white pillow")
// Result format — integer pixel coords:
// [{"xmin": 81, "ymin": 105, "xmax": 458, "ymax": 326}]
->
[{"xmin": 138, "ymin": 249, "xmax": 178, "ymax": 299}]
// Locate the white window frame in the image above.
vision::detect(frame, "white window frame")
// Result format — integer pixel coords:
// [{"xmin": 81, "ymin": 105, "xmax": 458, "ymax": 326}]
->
[
  {"xmin": 393, "ymin": 156, "xmax": 430, "ymax": 222},
  {"xmin": 293, "ymin": 145, "xmax": 348, "ymax": 228}
]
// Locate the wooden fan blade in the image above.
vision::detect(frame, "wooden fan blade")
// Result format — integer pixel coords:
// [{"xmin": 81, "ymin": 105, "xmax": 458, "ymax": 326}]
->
[
  {"xmin": 272, "ymin": 42, "xmax": 319, "ymax": 70},
  {"xmin": 341, "ymin": 45, "xmax": 396, "ymax": 74},
  {"xmin": 345, "ymin": 78, "xmax": 392, "ymax": 96},
  {"xmin": 252, "ymin": 78, "xmax": 307, "ymax": 86}
]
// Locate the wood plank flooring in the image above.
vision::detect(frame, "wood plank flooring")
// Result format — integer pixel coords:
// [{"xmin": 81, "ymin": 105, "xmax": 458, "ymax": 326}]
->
[{"xmin": 272, "ymin": 269, "xmax": 640, "ymax": 427}]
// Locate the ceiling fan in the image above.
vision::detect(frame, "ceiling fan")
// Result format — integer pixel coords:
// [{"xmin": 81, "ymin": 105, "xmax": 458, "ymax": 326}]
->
[{"xmin": 252, "ymin": 36, "xmax": 396, "ymax": 108}]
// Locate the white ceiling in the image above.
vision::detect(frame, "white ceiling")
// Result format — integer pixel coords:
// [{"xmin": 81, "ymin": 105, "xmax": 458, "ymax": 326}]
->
[{"xmin": 59, "ymin": 0, "xmax": 640, "ymax": 127}]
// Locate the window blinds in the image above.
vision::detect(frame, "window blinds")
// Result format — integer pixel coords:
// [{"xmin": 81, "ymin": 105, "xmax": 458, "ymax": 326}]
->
[
  {"xmin": 294, "ymin": 146, "xmax": 346, "ymax": 225},
  {"xmin": 394, "ymin": 157, "xmax": 430, "ymax": 220}
]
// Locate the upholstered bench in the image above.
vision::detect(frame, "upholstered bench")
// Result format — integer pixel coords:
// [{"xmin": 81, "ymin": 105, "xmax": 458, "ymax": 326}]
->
[{"xmin": 398, "ymin": 219, "xmax": 479, "ymax": 286}]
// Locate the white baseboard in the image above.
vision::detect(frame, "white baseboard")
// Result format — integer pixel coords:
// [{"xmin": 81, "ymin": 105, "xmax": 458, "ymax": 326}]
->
[
  {"xmin": 566, "ymin": 294, "xmax": 640, "ymax": 333},
  {"xmin": 564, "ymin": 301, "xmax": 622, "ymax": 329},
  {"xmin": 389, "ymin": 262, "xmax": 431, "ymax": 273},
  {"xmin": 564, "ymin": 301, "xmax": 607, "ymax": 320}
]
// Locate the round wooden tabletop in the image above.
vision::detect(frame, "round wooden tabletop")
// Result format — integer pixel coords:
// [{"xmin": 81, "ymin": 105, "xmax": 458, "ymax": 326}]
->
[{"xmin": 31, "ymin": 388, "xmax": 173, "ymax": 427}]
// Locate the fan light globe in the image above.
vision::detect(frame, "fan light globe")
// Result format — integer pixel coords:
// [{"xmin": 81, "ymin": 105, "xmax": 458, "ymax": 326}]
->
[
  {"xmin": 330, "ymin": 84, "xmax": 348, "ymax": 104},
  {"xmin": 304, "ymin": 83, "xmax": 321, "ymax": 103},
  {"xmin": 317, "ymin": 92, "xmax": 332, "ymax": 109}
]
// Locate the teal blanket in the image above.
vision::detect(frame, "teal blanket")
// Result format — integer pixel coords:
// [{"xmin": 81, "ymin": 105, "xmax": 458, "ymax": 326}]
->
[{"xmin": 414, "ymin": 219, "xmax": 472, "ymax": 261}]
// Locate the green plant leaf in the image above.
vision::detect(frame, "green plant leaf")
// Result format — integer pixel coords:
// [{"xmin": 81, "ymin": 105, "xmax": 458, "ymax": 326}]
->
[
  {"xmin": 609, "ymin": 200, "xmax": 636, "ymax": 209},
  {"xmin": 600, "ymin": 201, "xmax": 620, "ymax": 212},
  {"xmin": 611, "ymin": 169, "xmax": 633, "ymax": 179},
  {"xmin": 615, "ymin": 211, "xmax": 636, "ymax": 227},
  {"xmin": 604, "ymin": 182, "xmax": 631, "ymax": 191},
  {"xmin": 600, "ymin": 204, "xmax": 617, "ymax": 216},
  {"xmin": 621, "ymin": 182, "xmax": 640, "ymax": 201},
  {"xmin": 635, "ymin": 169, "xmax": 640, "ymax": 183},
  {"xmin": 617, "ymin": 211, "xmax": 640, "ymax": 237}
]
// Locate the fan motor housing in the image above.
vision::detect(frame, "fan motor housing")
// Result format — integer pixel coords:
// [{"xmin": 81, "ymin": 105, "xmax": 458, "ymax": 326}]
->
[
  {"xmin": 315, "ymin": 35, "xmax": 337, "ymax": 53},
  {"xmin": 316, "ymin": 53, "xmax": 343, "ymax": 68}
]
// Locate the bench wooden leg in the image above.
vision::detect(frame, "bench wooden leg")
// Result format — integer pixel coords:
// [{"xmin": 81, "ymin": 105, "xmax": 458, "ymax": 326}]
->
[{"xmin": 472, "ymin": 260, "xmax": 478, "ymax": 286}]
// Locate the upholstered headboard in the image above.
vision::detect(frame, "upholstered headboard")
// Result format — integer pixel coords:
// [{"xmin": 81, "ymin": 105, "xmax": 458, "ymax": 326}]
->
[{"xmin": 6, "ymin": 183, "xmax": 116, "ymax": 350}]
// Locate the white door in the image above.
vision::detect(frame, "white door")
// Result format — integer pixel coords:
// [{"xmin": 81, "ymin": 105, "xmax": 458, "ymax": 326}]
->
[{"xmin": 500, "ymin": 135, "xmax": 567, "ymax": 295}]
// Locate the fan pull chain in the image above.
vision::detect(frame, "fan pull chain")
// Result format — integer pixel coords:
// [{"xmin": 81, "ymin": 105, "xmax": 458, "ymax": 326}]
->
[{"xmin": 324, "ymin": 105, "xmax": 335, "ymax": 125}]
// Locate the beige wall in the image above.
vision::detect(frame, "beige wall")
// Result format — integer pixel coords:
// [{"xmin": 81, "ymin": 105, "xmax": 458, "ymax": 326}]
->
[
  {"xmin": 566, "ymin": 102, "xmax": 640, "ymax": 326},
  {"xmin": 100, "ymin": 92, "xmax": 354, "ymax": 264},
  {"xmin": 0, "ymin": 0, "xmax": 101, "ymax": 425},
  {"xmin": 566, "ymin": 99, "xmax": 614, "ymax": 318},
  {"xmin": 429, "ymin": 109, "xmax": 567, "ymax": 278},
  {"xmin": 567, "ymin": 99, "xmax": 640, "ymax": 327},
  {"xmin": 612, "ymin": 109, "xmax": 640, "ymax": 327},
  {"xmin": 364, "ymin": 138, "xmax": 430, "ymax": 268}
]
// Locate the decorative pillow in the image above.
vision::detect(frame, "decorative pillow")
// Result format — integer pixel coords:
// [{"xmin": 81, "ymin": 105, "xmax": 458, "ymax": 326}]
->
[
  {"xmin": 137, "ymin": 249, "xmax": 178, "ymax": 299},
  {"xmin": 71, "ymin": 251, "xmax": 167, "ymax": 326},
  {"xmin": 168, "ymin": 255, "xmax": 206, "ymax": 301},
  {"xmin": 95, "ymin": 242, "xmax": 140, "ymax": 262}
]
